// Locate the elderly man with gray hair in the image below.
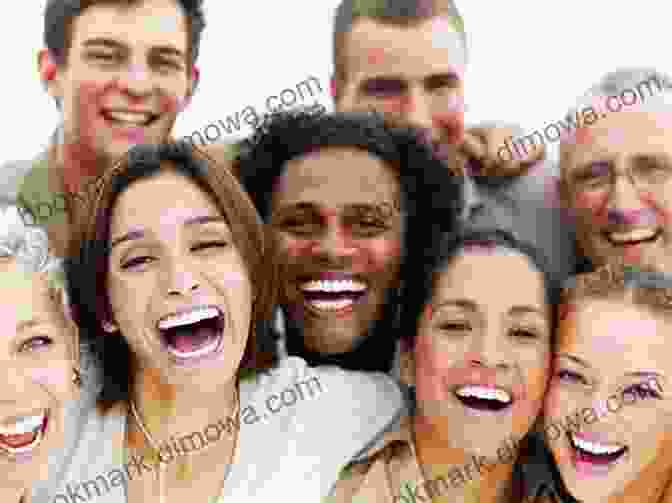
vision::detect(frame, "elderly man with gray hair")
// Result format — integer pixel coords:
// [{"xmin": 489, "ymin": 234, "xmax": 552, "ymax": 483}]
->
[{"xmin": 556, "ymin": 67, "xmax": 672, "ymax": 273}]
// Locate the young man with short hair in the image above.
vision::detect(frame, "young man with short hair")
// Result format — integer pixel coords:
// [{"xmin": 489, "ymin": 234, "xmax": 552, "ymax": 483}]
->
[
  {"xmin": 332, "ymin": 0, "xmax": 576, "ymax": 282},
  {"xmin": 4, "ymin": 0, "xmax": 205, "ymax": 255}
]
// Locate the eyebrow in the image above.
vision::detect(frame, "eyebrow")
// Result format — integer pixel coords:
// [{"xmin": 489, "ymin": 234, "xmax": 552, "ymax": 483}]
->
[
  {"xmin": 556, "ymin": 353, "xmax": 590, "ymax": 368},
  {"xmin": 110, "ymin": 216, "xmax": 228, "ymax": 250},
  {"xmin": 17, "ymin": 319, "xmax": 52, "ymax": 333},
  {"xmin": 83, "ymin": 38, "xmax": 185, "ymax": 60},
  {"xmin": 433, "ymin": 299, "xmax": 544, "ymax": 317}
]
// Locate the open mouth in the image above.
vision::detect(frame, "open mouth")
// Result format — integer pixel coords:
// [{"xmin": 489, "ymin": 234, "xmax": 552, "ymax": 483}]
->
[
  {"xmin": 300, "ymin": 279, "xmax": 368, "ymax": 314},
  {"xmin": 569, "ymin": 432, "xmax": 628, "ymax": 467},
  {"xmin": 604, "ymin": 228, "xmax": 662, "ymax": 247},
  {"xmin": 0, "ymin": 410, "xmax": 49, "ymax": 457},
  {"xmin": 101, "ymin": 110, "xmax": 159, "ymax": 128},
  {"xmin": 453, "ymin": 385, "xmax": 513, "ymax": 412},
  {"xmin": 157, "ymin": 306, "xmax": 225, "ymax": 363}
]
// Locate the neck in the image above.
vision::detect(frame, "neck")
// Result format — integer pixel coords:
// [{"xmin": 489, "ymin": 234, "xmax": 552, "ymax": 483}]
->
[
  {"xmin": 413, "ymin": 414, "xmax": 519, "ymax": 503},
  {"xmin": 128, "ymin": 364, "xmax": 238, "ymax": 448},
  {"xmin": 55, "ymin": 132, "xmax": 111, "ymax": 195}
]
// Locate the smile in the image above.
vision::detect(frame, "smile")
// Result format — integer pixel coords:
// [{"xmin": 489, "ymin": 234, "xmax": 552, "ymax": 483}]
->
[
  {"xmin": 0, "ymin": 410, "xmax": 49, "ymax": 458},
  {"xmin": 102, "ymin": 109, "xmax": 158, "ymax": 127},
  {"xmin": 604, "ymin": 228, "xmax": 661, "ymax": 246},
  {"xmin": 157, "ymin": 305, "xmax": 225, "ymax": 363},
  {"xmin": 453, "ymin": 384, "xmax": 513, "ymax": 412},
  {"xmin": 569, "ymin": 432, "xmax": 628, "ymax": 468},
  {"xmin": 300, "ymin": 279, "xmax": 368, "ymax": 314}
]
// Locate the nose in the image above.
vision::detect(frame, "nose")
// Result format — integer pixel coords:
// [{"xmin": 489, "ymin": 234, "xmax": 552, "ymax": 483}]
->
[
  {"xmin": 403, "ymin": 88, "xmax": 434, "ymax": 132},
  {"xmin": 117, "ymin": 62, "xmax": 154, "ymax": 98},
  {"xmin": 468, "ymin": 327, "xmax": 511, "ymax": 370},
  {"xmin": 609, "ymin": 166, "xmax": 646, "ymax": 221},
  {"xmin": 312, "ymin": 224, "xmax": 357, "ymax": 263},
  {"xmin": 162, "ymin": 258, "xmax": 201, "ymax": 296}
]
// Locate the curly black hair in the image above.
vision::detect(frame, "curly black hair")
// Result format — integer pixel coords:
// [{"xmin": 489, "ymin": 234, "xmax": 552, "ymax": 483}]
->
[{"xmin": 237, "ymin": 108, "xmax": 464, "ymax": 371}]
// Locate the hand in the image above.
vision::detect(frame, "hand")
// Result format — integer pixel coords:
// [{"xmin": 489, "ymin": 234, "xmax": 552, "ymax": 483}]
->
[{"xmin": 460, "ymin": 123, "xmax": 546, "ymax": 177}]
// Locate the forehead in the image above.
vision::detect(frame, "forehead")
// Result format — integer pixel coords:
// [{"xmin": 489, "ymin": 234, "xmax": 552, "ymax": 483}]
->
[
  {"xmin": 0, "ymin": 261, "xmax": 60, "ymax": 326},
  {"xmin": 111, "ymin": 169, "xmax": 224, "ymax": 232},
  {"xmin": 272, "ymin": 147, "xmax": 399, "ymax": 208},
  {"xmin": 343, "ymin": 16, "xmax": 466, "ymax": 79},
  {"xmin": 434, "ymin": 249, "xmax": 545, "ymax": 309},
  {"xmin": 70, "ymin": 0, "xmax": 188, "ymax": 52},
  {"xmin": 560, "ymin": 298, "xmax": 670, "ymax": 373},
  {"xmin": 564, "ymin": 109, "xmax": 672, "ymax": 166}
]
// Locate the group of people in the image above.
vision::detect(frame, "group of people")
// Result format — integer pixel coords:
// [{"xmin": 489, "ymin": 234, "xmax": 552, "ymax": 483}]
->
[{"xmin": 2, "ymin": 0, "xmax": 672, "ymax": 502}]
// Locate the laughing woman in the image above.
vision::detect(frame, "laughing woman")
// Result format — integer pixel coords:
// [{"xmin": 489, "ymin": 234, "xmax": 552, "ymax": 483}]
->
[
  {"xmin": 0, "ymin": 201, "xmax": 81, "ymax": 503},
  {"xmin": 542, "ymin": 262, "xmax": 672, "ymax": 502},
  {"xmin": 328, "ymin": 228, "xmax": 560, "ymax": 503},
  {"xmin": 57, "ymin": 142, "xmax": 404, "ymax": 503}
]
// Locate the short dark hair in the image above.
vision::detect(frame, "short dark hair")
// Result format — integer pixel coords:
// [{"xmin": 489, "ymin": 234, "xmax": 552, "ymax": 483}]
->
[
  {"xmin": 399, "ymin": 227, "xmax": 561, "ymax": 346},
  {"xmin": 66, "ymin": 142, "xmax": 277, "ymax": 409},
  {"xmin": 237, "ymin": 108, "xmax": 464, "ymax": 371},
  {"xmin": 332, "ymin": 0, "xmax": 467, "ymax": 98},
  {"xmin": 44, "ymin": 0, "xmax": 205, "ymax": 68}
]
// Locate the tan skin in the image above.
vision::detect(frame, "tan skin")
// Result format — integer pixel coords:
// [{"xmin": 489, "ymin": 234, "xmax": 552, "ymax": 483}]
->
[
  {"xmin": 546, "ymin": 298, "xmax": 672, "ymax": 502},
  {"xmin": 38, "ymin": 0, "xmax": 196, "ymax": 193},
  {"xmin": 104, "ymin": 169, "xmax": 250, "ymax": 502},
  {"xmin": 334, "ymin": 16, "xmax": 545, "ymax": 176},
  {"xmin": 402, "ymin": 248, "xmax": 551, "ymax": 503}
]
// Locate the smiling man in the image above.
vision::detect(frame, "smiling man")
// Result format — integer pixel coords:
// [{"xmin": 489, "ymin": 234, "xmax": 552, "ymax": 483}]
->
[
  {"xmin": 559, "ymin": 68, "xmax": 672, "ymax": 273},
  {"xmin": 1, "ymin": 0, "xmax": 204, "ymax": 256},
  {"xmin": 331, "ymin": 0, "xmax": 576, "ymax": 282}
]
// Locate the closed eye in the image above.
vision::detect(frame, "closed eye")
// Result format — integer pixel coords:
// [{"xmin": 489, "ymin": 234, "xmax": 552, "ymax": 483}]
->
[
  {"xmin": 439, "ymin": 322, "xmax": 471, "ymax": 331},
  {"xmin": 623, "ymin": 382, "xmax": 662, "ymax": 400},
  {"xmin": 121, "ymin": 256, "xmax": 155, "ymax": 270},
  {"xmin": 555, "ymin": 369, "xmax": 587, "ymax": 385},
  {"xmin": 191, "ymin": 241, "xmax": 229, "ymax": 252},
  {"xmin": 510, "ymin": 328, "xmax": 539, "ymax": 339}
]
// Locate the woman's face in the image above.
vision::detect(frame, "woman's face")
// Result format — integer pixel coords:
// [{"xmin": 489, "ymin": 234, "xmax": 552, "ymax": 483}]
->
[
  {"xmin": 107, "ymin": 168, "xmax": 253, "ymax": 387},
  {"xmin": 545, "ymin": 298, "xmax": 672, "ymax": 501},
  {"xmin": 270, "ymin": 147, "xmax": 403, "ymax": 354},
  {"xmin": 0, "ymin": 259, "xmax": 77, "ymax": 493},
  {"xmin": 414, "ymin": 246, "xmax": 551, "ymax": 458}
]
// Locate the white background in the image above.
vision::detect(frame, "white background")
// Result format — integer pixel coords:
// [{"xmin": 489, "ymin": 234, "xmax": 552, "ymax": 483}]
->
[{"xmin": 1, "ymin": 1, "xmax": 670, "ymax": 163}]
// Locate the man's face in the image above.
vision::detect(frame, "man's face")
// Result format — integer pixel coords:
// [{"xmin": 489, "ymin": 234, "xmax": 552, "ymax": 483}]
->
[
  {"xmin": 336, "ymin": 16, "xmax": 466, "ymax": 148},
  {"xmin": 270, "ymin": 147, "xmax": 403, "ymax": 355},
  {"xmin": 561, "ymin": 109, "xmax": 672, "ymax": 269},
  {"xmin": 48, "ymin": 0, "xmax": 194, "ymax": 167}
]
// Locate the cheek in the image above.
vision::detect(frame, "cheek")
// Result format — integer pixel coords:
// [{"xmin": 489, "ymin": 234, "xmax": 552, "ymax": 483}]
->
[
  {"xmin": 354, "ymin": 237, "xmax": 402, "ymax": 274},
  {"xmin": 574, "ymin": 190, "xmax": 610, "ymax": 225},
  {"xmin": 544, "ymin": 383, "xmax": 568, "ymax": 419},
  {"xmin": 29, "ymin": 364, "xmax": 72, "ymax": 393},
  {"xmin": 159, "ymin": 93, "xmax": 183, "ymax": 115}
]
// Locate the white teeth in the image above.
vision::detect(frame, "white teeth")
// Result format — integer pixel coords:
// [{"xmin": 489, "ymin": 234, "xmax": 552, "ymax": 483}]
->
[
  {"xmin": 608, "ymin": 228, "xmax": 658, "ymax": 243},
  {"xmin": 158, "ymin": 307, "xmax": 219, "ymax": 330},
  {"xmin": 571, "ymin": 434, "xmax": 625, "ymax": 455},
  {"xmin": 0, "ymin": 413, "xmax": 45, "ymax": 435},
  {"xmin": 307, "ymin": 299, "xmax": 354, "ymax": 311},
  {"xmin": 455, "ymin": 385, "xmax": 512, "ymax": 403},
  {"xmin": 106, "ymin": 111, "xmax": 152, "ymax": 125},
  {"xmin": 300, "ymin": 279, "xmax": 367, "ymax": 293}
]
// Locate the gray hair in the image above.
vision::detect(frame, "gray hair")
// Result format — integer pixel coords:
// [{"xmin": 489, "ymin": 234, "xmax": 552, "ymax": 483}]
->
[
  {"xmin": 559, "ymin": 67, "xmax": 672, "ymax": 164},
  {"xmin": 0, "ymin": 197, "xmax": 68, "ymax": 314}
]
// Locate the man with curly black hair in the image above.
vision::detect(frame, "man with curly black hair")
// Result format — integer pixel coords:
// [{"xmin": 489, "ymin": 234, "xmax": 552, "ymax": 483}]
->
[{"xmin": 238, "ymin": 109, "xmax": 463, "ymax": 372}]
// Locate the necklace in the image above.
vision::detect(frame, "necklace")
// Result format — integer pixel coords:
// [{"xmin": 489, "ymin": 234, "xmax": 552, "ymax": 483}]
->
[{"xmin": 128, "ymin": 386, "xmax": 240, "ymax": 503}]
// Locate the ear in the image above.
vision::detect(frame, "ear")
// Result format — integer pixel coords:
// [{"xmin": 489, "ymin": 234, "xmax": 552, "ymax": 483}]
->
[
  {"xmin": 180, "ymin": 64, "xmax": 200, "ymax": 111},
  {"xmin": 102, "ymin": 320, "xmax": 119, "ymax": 333},
  {"xmin": 330, "ymin": 75, "xmax": 340, "ymax": 107},
  {"xmin": 38, "ymin": 49, "xmax": 62, "ymax": 103}
]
